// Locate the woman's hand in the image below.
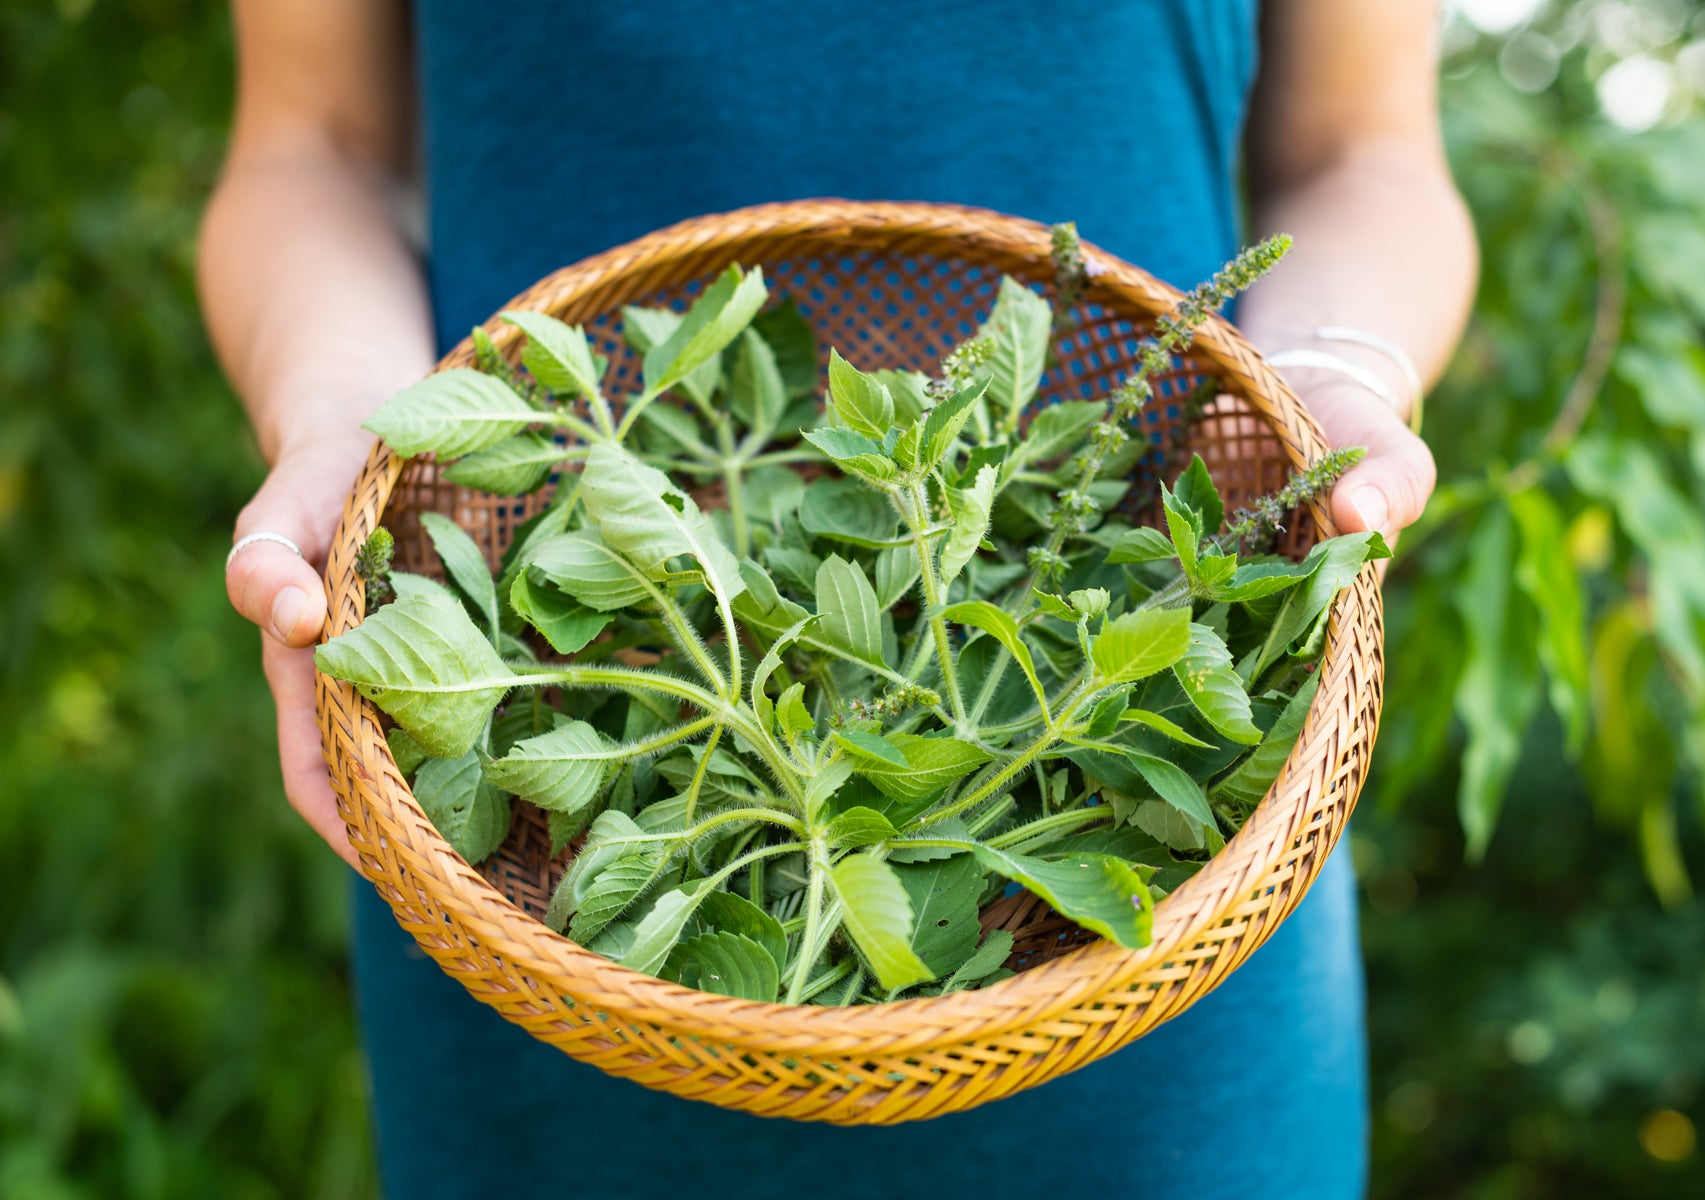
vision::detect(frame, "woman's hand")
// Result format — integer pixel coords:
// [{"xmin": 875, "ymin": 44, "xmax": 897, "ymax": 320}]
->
[
  {"xmin": 1287, "ymin": 374, "xmax": 1437, "ymax": 542},
  {"xmin": 224, "ymin": 433, "xmax": 377, "ymax": 869}
]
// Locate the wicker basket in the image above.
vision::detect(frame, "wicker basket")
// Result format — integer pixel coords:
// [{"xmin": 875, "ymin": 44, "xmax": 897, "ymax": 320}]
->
[{"xmin": 316, "ymin": 200, "xmax": 1383, "ymax": 1125}]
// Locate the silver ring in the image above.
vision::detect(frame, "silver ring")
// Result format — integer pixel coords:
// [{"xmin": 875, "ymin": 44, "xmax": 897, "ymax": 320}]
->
[{"xmin": 226, "ymin": 531, "xmax": 304, "ymax": 570}]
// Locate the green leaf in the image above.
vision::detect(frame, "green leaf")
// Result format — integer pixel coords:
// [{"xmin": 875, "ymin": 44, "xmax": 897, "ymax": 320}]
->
[
  {"xmin": 875, "ymin": 368, "xmax": 932, "ymax": 423},
  {"xmin": 968, "ymin": 845, "xmax": 1152, "ymax": 949},
  {"xmin": 692, "ymin": 891, "xmax": 788, "ymax": 971},
  {"xmin": 940, "ymin": 599, "xmax": 1046, "ymax": 714},
  {"xmin": 1173, "ymin": 623, "xmax": 1262, "ymax": 745},
  {"xmin": 523, "ymin": 531, "xmax": 657, "ymax": 612},
  {"xmin": 825, "ymin": 806, "xmax": 901, "ymax": 850},
  {"xmin": 419, "ymin": 512, "xmax": 499, "ymax": 639},
  {"xmin": 1508, "ymin": 488, "xmax": 1590, "ymax": 753},
  {"xmin": 1091, "ymin": 606, "xmax": 1192, "ymax": 684},
  {"xmin": 671, "ymin": 932, "xmax": 779, "ymax": 1001},
  {"xmin": 644, "ymin": 265, "xmax": 769, "ymax": 398},
  {"xmin": 840, "ymin": 733, "xmax": 992, "ymax": 806},
  {"xmin": 414, "ymin": 750, "xmax": 511, "ymax": 864},
  {"xmin": 507, "ymin": 571, "xmax": 611, "ymax": 654},
  {"xmin": 830, "ymin": 854, "xmax": 935, "ymax": 990},
  {"xmin": 827, "ymin": 348, "xmax": 894, "ymax": 439},
  {"xmin": 386, "ymin": 727, "xmax": 427, "ymax": 778},
  {"xmin": 580, "ymin": 443, "xmax": 746, "ymax": 607},
  {"xmin": 388, "ymin": 571, "xmax": 457, "ymax": 604},
  {"xmin": 750, "ymin": 299, "xmax": 819, "ymax": 396},
  {"xmin": 1212, "ymin": 673, "xmax": 1319, "ymax": 809},
  {"xmin": 545, "ymin": 810, "xmax": 643, "ymax": 930},
  {"xmin": 1106, "ymin": 526, "xmax": 1177, "ymax": 565},
  {"xmin": 500, "ymin": 310, "xmax": 604, "ymax": 400},
  {"xmin": 1452, "ymin": 505, "xmax": 1541, "ymax": 860},
  {"xmin": 874, "ymin": 546, "xmax": 920, "ymax": 609},
  {"xmin": 1160, "ymin": 482, "xmax": 1202, "ymax": 577},
  {"xmin": 1173, "ymin": 454, "xmax": 1224, "ymax": 537},
  {"xmin": 814, "ymin": 555, "xmax": 883, "ymax": 664},
  {"xmin": 777, "ymin": 684, "xmax": 815, "ymax": 738},
  {"xmin": 441, "ymin": 432, "xmax": 562, "ymax": 495},
  {"xmin": 1258, "ymin": 532, "xmax": 1391, "ymax": 673},
  {"xmin": 979, "ymin": 277, "xmax": 1053, "ymax": 430},
  {"xmin": 364, "ymin": 368, "xmax": 538, "ymax": 459},
  {"xmin": 895, "ymin": 852, "xmax": 984, "ymax": 977},
  {"xmin": 314, "ymin": 593, "xmax": 513, "ymax": 759},
  {"xmin": 1132, "ymin": 798, "xmax": 1204, "ymax": 850},
  {"xmin": 799, "ymin": 477, "xmax": 896, "ymax": 547},
  {"xmin": 800, "ymin": 427, "xmax": 896, "ymax": 481},
  {"xmin": 617, "ymin": 880, "xmax": 721, "ymax": 977},
  {"xmin": 1013, "ymin": 400, "xmax": 1104, "ymax": 472},
  {"xmin": 1118, "ymin": 708, "xmax": 1214, "ymax": 749},
  {"xmin": 729, "ymin": 328, "xmax": 787, "ymax": 433},
  {"xmin": 750, "ymin": 614, "xmax": 816, "ymax": 735},
  {"xmin": 938, "ymin": 463, "xmax": 997, "ymax": 586},
  {"xmin": 743, "ymin": 464, "xmax": 806, "ymax": 527},
  {"xmin": 1120, "ymin": 750, "xmax": 1215, "ymax": 827},
  {"xmin": 921, "ymin": 376, "xmax": 992, "ymax": 467},
  {"xmin": 832, "ymin": 729, "xmax": 910, "ymax": 769},
  {"xmin": 1215, "ymin": 558, "xmax": 1317, "ymax": 603},
  {"xmin": 484, "ymin": 720, "xmax": 613, "ymax": 814},
  {"xmin": 574, "ymin": 845, "xmax": 674, "ymax": 944},
  {"xmin": 633, "ymin": 401, "xmax": 710, "ymax": 457},
  {"xmin": 940, "ymin": 930, "xmax": 1014, "ymax": 993}
]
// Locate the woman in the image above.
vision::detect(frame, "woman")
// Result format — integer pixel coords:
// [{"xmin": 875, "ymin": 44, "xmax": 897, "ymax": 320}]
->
[{"xmin": 202, "ymin": 2, "xmax": 1474, "ymax": 1195}]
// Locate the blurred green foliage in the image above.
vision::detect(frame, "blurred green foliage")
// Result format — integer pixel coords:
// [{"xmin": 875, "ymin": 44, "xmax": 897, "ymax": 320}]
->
[{"xmin": 0, "ymin": 0, "xmax": 1699, "ymax": 1196}]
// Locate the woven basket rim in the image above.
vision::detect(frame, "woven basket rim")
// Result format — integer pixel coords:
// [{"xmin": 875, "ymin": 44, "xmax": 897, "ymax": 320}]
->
[{"xmin": 320, "ymin": 199, "xmax": 1367, "ymax": 1054}]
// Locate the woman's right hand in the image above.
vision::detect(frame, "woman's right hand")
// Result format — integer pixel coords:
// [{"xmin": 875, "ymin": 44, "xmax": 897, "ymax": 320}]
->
[{"xmin": 225, "ymin": 433, "xmax": 379, "ymax": 869}]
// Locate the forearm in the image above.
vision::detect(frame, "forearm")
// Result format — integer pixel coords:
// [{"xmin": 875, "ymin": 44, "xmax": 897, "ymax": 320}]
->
[
  {"xmin": 1238, "ymin": 138, "xmax": 1478, "ymax": 401},
  {"xmin": 198, "ymin": 152, "xmax": 434, "ymax": 464}
]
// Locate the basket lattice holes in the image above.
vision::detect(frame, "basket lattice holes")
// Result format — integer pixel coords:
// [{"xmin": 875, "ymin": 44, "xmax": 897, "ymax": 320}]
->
[{"xmin": 320, "ymin": 202, "xmax": 1381, "ymax": 1125}]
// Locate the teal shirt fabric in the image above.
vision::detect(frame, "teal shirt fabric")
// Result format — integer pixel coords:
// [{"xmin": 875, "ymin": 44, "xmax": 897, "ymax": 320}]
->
[{"xmin": 356, "ymin": 2, "xmax": 1369, "ymax": 1195}]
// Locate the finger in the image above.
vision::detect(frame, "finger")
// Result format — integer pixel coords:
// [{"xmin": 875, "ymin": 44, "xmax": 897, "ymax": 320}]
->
[
  {"xmin": 227, "ymin": 471, "xmax": 334, "ymax": 648},
  {"xmin": 263, "ymin": 637, "xmax": 361, "ymax": 869},
  {"xmin": 1302, "ymin": 387, "xmax": 1437, "ymax": 539}
]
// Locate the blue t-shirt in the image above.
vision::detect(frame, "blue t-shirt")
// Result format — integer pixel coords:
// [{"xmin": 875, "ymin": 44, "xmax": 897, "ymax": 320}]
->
[{"xmin": 351, "ymin": 3, "xmax": 1369, "ymax": 1196}]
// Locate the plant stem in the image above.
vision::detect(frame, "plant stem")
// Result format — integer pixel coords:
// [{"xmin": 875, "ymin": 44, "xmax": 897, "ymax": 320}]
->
[
  {"xmin": 716, "ymin": 417, "xmax": 751, "ymax": 559},
  {"xmin": 784, "ymin": 842, "xmax": 833, "ymax": 1003},
  {"xmin": 902, "ymin": 483, "xmax": 967, "ymax": 725},
  {"xmin": 682, "ymin": 724, "xmax": 724, "ymax": 824},
  {"xmin": 986, "ymin": 806, "xmax": 1112, "ymax": 851}
]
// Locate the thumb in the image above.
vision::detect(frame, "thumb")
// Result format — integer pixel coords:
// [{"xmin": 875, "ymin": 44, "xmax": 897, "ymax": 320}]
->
[
  {"xmin": 1302, "ymin": 386, "xmax": 1437, "ymax": 540},
  {"xmin": 226, "ymin": 468, "xmax": 335, "ymax": 648}
]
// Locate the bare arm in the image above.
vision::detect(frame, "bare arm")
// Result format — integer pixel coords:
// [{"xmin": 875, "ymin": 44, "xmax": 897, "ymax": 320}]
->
[
  {"xmin": 1237, "ymin": 0, "xmax": 1477, "ymax": 538},
  {"xmin": 200, "ymin": 0, "xmax": 428, "ymax": 863}
]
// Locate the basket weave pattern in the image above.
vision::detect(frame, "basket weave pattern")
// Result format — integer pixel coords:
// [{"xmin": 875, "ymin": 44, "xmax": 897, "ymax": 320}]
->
[{"xmin": 315, "ymin": 201, "xmax": 1383, "ymax": 1125}]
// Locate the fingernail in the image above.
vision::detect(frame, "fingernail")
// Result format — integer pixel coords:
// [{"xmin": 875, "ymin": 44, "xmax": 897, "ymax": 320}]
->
[
  {"xmin": 272, "ymin": 587, "xmax": 308, "ymax": 641},
  {"xmin": 1351, "ymin": 487, "xmax": 1388, "ymax": 534}
]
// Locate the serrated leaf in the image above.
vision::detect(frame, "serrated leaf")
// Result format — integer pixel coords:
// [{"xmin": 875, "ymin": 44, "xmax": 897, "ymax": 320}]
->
[
  {"xmin": 729, "ymin": 327, "xmax": 787, "ymax": 433},
  {"xmin": 1173, "ymin": 454, "xmax": 1224, "ymax": 537},
  {"xmin": 922, "ymin": 376, "xmax": 992, "ymax": 467},
  {"xmin": 545, "ymin": 810, "xmax": 644, "ymax": 930},
  {"xmin": 386, "ymin": 727, "xmax": 426, "ymax": 778},
  {"xmin": 875, "ymin": 368, "xmax": 932, "ymax": 423},
  {"xmin": 1160, "ymin": 482, "xmax": 1202, "ymax": 577},
  {"xmin": 1257, "ymin": 531, "xmax": 1391, "ymax": 673},
  {"xmin": 940, "ymin": 929, "xmax": 1014, "ymax": 993},
  {"xmin": 1091, "ymin": 606, "xmax": 1192, "ymax": 685},
  {"xmin": 419, "ymin": 512, "xmax": 499, "ymax": 639},
  {"xmin": 1014, "ymin": 400, "xmax": 1104, "ymax": 473},
  {"xmin": 895, "ymin": 852, "xmax": 984, "ymax": 977},
  {"xmin": 388, "ymin": 571, "xmax": 456, "ymax": 604},
  {"xmin": 940, "ymin": 599, "xmax": 1046, "ymax": 714},
  {"xmin": 969, "ymin": 845, "xmax": 1152, "ymax": 948},
  {"xmin": 414, "ymin": 750, "xmax": 511, "ymax": 864},
  {"xmin": 814, "ymin": 555, "xmax": 883, "ymax": 664},
  {"xmin": 1118, "ymin": 708, "xmax": 1214, "ymax": 749},
  {"xmin": 827, "ymin": 348, "xmax": 894, "ymax": 439},
  {"xmin": 1105, "ymin": 526, "xmax": 1177, "ymax": 565},
  {"xmin": 442, "ymin": 432, "xmax": 562, "ymax": 495},
  {"xmin": 501, "ymin": 310, "xmax": 604, "ymax": 400},
  {"xmin": 799, "ymin": 477, "xmax": 896, "ymax": 547},
  {"xmin": 833, "ymin": 729, "xmax": 910, "ymax": 768},
  {"xmin": 364, "ymin": 368, "xmax": 537, "ymax": 459},
  {"xmin": 743, "ymin": 464, "xmax": 806, "ymax": 526},
  {"xmin": 580, "ymin": 443, "xmax": 745, "ymax": 607},
  {"xmin": 751, "ymin": 299, "xmax": 818, "ymax": 396},
  {"xmin": 1212, "ymin": 673, "xmax": 1319, "ymax": 808},
  {"xmin": 776, "ymin": 684, "xmax": 815, "ymax": 738},
  {"xmin": 825, "ymin": 805, "xmax": 900, "ymax": 850},
  {"xmin": 874, "ymin": 546, "xmax": 920, "ymax": 609},
  {"xmin": 523, "ymin": 530, "xmax": 657, "ymax": 612},
  {"xmin": 617, "ymin": 880, "xmax": 719, "ymax": 977},
  {"xmin": 1173, "ymin": 623, "xmax": 1262, "ymax": 744},
  {"xmin": 644, "ymin": 265, "xmax": 769, "ymax": 398},
  {"xmin": 484, "ymin": 719, "xmax": 614, "ymax": 814},
  {"xmin": 1120, "ymin": 750, "xmax": 1216, "ymax": 826},
  {"xmin": 939, "ymin": 463, "xmax": 997, "ymax": 586},
  {"xmin": 800, "ymin": 427, "xmax": 897, "ymax": 481},
  {"xmin": 830, "ymin": 854, "xmax": 934, "ymax": 990},
  {"xmin": 315, "ymin": 593, "xmax": 513, "ymax": 758},
  {"xmin": 840, "ymin": 733, "xmax": 992, "ymax": 805},
  {"xmin": 1215, "ymin": 558, "xmax": 1316, "ymax": 602},
  {"xmin": 692, "ymin": 891, "xmax": 787, "ymax": 971},
  {"xmin": 508, "ymin": 571, "xmax": 611, "ymax": 654},
  {"xmin": 671, "ymin": 932, "xmax": 779, "ymax": 1001},
  {"xmin": 750, "ymin": 614, "xmax": 815, "ymax": 734},
  {"xmin": 980, "ymin": 277, "xmax": 1053, "ymax": 430},
  {"xmin": 1132, "ymin": 798, "xmax": 1204, "ymax": 850},
  {"xmin": 571, "ymin": 844, "xmax": 672, "ymax": 943}
]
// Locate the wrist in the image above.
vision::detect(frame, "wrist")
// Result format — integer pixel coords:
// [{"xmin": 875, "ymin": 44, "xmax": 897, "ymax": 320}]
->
[{"xmin": 1258, "ymin": 328, "xmax": 1423, "ymax": 434}]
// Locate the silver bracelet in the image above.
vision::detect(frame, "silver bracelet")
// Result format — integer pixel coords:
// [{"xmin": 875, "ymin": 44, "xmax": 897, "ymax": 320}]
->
[
  {"xmin": 1266, "ymin": 346, "xmax": 1404, "ymax": 416},
  {"xmin": 1315, "ymin": 325, "xmax": 1423, "ymax": 404}
]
